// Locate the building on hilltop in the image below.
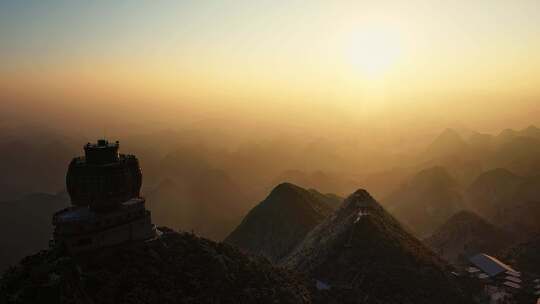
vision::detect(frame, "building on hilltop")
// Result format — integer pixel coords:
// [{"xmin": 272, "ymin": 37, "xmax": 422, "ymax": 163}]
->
[
  {"xmin": 51, "ymin": 139, "xmax": 156, "ymax": 253},
  {"xmin": 469, "ymin": 253, "xmax": 518, "ymax": 278},
  {"xmin": 466, "ymin": 253, "xmax": 528, "ymax": 303}
]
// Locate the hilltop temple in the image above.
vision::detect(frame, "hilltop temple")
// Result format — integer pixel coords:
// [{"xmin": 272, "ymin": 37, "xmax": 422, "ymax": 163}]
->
[{"xmin": 51, "ymin": 139, "xmax": 156, "ymax": 253}]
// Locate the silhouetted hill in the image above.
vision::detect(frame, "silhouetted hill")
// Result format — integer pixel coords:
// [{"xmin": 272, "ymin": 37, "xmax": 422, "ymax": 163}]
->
[
  {"xmin": 484, "ymin": 125, "xmax": 540, "ymax": 175},
  {"xmin": 285, "ymin": 189, "xmax": 475, "ymax": 304},
  {"xmin": 496, "ymin": 128, "xmax": 517, "ymax": 142},
  {"xmin": 493, "ymin": 136, "xmax": 540, "ymax": 175},
  {"xmin": 0, "ymin": 139, "xmax": 76, "ymax": 199},
  {"xmin": 420, "ymin": 126, "xmax": 540, "ymax": 188},
  {"xmin": 0, "ymin": 229, "xmax": 312, "ymax": 304},
  {"xmin": 496, "ymin": 200, "xmax": 540, "ymax": 240},
  {"xmin": 521, "ymin": 125, "xmax": 540, "ymax": 138},
  {"xmin": 308, "ymin": 190, "xmax": 342, "ymax": 210},
  {"xmin": 270, "ymin": 170, "xmax": 358, "ymax": 197},
  {"xmin": 425, "ymin": 129, "xmax": 469, "ymax": 159},
  {"xmin": 465, "ymin": 168, "xmax": 522, "ymax": 215},
  {"xmin": 0, "ymin": 192, "xmax": 69, "ymax": 272},
  {"xmin": 384, "ymin": 166, "xmax": 464, "ymax": 237},
  {"xmin": 495, "ymin": 125, "xmax": 540, "ymax": 146},
  {"xmin": 225, "ymin": 183, "xmax": 335, "ymax": 263},
  {"xmin": 425, "ymin": 210, "xmax": 515, "ymax": 264},
  {"xmin": 505, "ymin": 235, "xmax": 540, "ymax": 276},
  {"xmin": 466, "ymin": 169, "xmax": 540, "ymax": 237}
]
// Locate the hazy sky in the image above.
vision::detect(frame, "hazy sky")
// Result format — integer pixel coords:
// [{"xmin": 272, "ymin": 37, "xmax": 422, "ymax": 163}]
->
[{"xmin": 1, "ymin": 1, "xmax": 540, "ymax": 134}]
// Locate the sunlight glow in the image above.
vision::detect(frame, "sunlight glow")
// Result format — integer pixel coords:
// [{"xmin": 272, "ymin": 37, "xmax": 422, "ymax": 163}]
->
[{"xmin": 347, "ymin": 26, "xmax": 403, "ymax": 78}]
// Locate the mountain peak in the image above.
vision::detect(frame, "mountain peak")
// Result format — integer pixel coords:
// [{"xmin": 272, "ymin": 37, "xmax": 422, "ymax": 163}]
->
[
  {"xmin": 426, "ymin": 129, "xmax": 469, "ymax": 158},
  {"xmin": 382, "ymin": 166, "xmax": 463, "ymax": 237},
  {"xmin": 426, "ymin": 210, "xmax": 515, "ymax": 264},
  {"xmin": 270, "ymin": 182, "xmax": 303, "ymax": 196},
  {"xmin": 521, "ymin": 125, "xmax": 540, "ymax": 138},
  {"xmin": 433, "ymin": 129, "xmax": 466, "ymax": 145},
  {"xmin": 467, "ymin": 168, "xmax": 521, "ymax": 192},
  {"xmin": 349, "ymin": 188, "xmax": 373, "ymax": 200},
  {"xmin": 285, "ymin": 188, "xmax": 473, "ymax": 303},
  {"xmin": 440, "ymin": 128, "xmax": 462, "ymax": 137},
  {"xmin": 402, "ymin": 166, "xmax": 458, "ymax": 195},
  {"xmin": 525, "ymin": 124, "xmax": 539, "ymax": 131},
  {"xmin": 342, "ymin": 188, "xmax": 380, "ymax": 212},
  {"xmin": 225, "ymin": 183, "xmax": 334, "ymax": 262},
  {"xmin": 497, "ymin": 128, "xmax": 518, "ymax": 142},
  {"xmin": 432, "ymin": 210, "xmax": 493, "ymax": 233},
  {"xmin": 263, "ymin": 182, "xmax": 316, "ymax": 209}
]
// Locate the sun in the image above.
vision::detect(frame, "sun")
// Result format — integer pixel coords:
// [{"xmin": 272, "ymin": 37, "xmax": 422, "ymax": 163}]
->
[{"xmin": 347, "ymin": 26, "xmax": 403, "ymax": 78}]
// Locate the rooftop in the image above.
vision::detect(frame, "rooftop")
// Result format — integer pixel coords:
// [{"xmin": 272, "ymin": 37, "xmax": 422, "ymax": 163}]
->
[
  {"xmin": 504, "ymin": 276, "xmax": 522, "ymax": 284},
  {"xmin": 53, "ymin": 198, "xmax": 145, "ymax": 224},
  {"xmin": 83, "ymin": 139, "xmax": 120, "ymax": 164},
  {"xmin": 85, "ymin": 139, "xmax": 119, "ymax": 150},
  {"xmin": 469, "ymin": 253, "xmax": 517, "ymax": 277},
  {"xmin": 506, "ymin": 270, "xmax": 521, "ymax": 277},
  {"xmin": 503, "ymin": 281, "xmax": 521, "ymax": 289}
]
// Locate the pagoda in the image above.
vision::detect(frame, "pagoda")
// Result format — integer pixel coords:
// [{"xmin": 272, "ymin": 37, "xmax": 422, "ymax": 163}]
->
[{"xmin": 52, "ymin": 139, "xmax": 156, "ymax": 253}]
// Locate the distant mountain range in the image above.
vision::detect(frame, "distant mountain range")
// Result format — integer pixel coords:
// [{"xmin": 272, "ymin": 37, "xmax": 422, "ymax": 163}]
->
[
  {"xmin": 4, "ymin": 124, "xmax": 540, "ymax": 302},
  {"xmin": 465, "ymin": 168, "xmax": 540, "ymax": 239},
  {"xmin": 384, "ymin": 166, "xmax": 464, "ymax": 238},
  {"xmin": 145, "ymin": 167, "xmax": 249, "ymax": 241},
  {"xmin": 0, "ymin": 140, "xmax": 76, "ymax": 199},
  {"xmin": 0, "ymin": 192, "xmax": 69, "ymax": 272},
  {"xmin": 2, "ymin": 188, "xmax": 479, "ymax": 303}
]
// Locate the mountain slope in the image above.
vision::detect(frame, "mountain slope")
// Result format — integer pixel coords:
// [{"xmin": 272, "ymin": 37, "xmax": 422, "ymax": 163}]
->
[
  {"xmin": 1, "ymin": 228, "xmax": 312, "ymax": 304},
  {"xmin": 384, "ymin": 166, "xmax": 464, "ymax": 237},
  {"xmin": 225, "ymin": 183, "xmax": 335, "ymax": 263},
  {"xmin": 285, "ymin": 189, "xmax": 474, "ymax": 304},
  {"xmin": 466, "ymin": 169, "xmax": 540, "ymax": 238},
  {"xmin": 495, "ymin": 200, "xmax": 540, "ymax": 239},
  {"xmin": 465, "ymin": 168, "xmax": 522, "ymax": 218},
  {"xmin": 425, "ymin": 210, "xmax": 515, "ymax": 264}
]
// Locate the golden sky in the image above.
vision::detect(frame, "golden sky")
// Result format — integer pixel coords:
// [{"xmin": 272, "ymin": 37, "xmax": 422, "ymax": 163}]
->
[{"xmin": 1, "ymin": 1, "xmax": 540, "ymax": 133}]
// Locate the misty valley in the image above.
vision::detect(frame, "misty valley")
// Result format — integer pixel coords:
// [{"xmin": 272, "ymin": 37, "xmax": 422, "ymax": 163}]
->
[{"xmin": 1, "ymin": 124, "xmax": 540, "ymax": 303}]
